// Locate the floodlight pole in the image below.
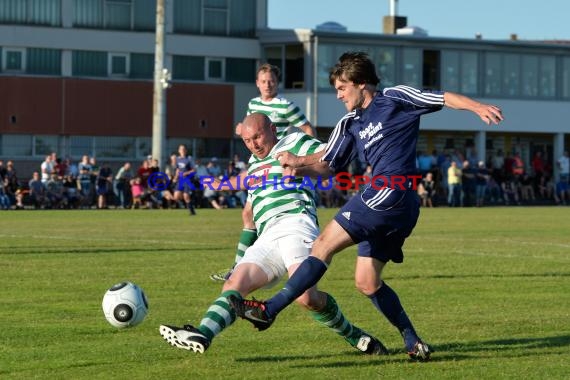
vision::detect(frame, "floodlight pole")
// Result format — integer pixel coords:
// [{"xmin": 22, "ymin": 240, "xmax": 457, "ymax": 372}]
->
[{"xmin": 152, "ymin": 0, "xmax": 170, "ymax": 168}]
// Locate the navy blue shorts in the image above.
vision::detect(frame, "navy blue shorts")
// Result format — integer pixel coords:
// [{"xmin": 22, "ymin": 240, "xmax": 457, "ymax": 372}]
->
[{"xmin": 334, "ymin": 187, "xmax": 420, "ymax": 263}]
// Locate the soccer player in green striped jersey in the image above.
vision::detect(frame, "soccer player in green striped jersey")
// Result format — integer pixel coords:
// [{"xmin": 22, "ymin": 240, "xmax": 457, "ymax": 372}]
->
[
  {"xmin": 210, "ymin": 63, "xmax": 315, "ymax": 281},
  {"xmin": 159, "ymin": 113, "xmax": 388, "ymax": 355}
]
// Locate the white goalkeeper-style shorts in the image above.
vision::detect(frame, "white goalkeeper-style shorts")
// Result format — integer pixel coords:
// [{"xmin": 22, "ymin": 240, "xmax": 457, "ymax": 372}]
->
[{"xmin": 236, "ymin": 213, "xmax": 318, "ymax": 287}]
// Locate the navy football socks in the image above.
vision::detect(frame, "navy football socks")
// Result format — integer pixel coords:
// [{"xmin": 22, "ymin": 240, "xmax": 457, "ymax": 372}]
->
[
  {"xmin": 265, "ymin": 256, "xmax": 328, "ymax": 317},
  {"xmin": 369, "ymin": 282, "xmax": 419, "ymax": 351}
]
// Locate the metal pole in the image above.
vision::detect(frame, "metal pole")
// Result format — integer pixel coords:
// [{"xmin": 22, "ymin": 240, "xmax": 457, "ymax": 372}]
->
[{"xmin": 152, "ymin": 0, "xmax": 169, "ymax": 168}]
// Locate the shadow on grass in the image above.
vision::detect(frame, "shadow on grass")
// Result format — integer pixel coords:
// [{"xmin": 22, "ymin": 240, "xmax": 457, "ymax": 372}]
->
[{"xmin": 237, "ymin": 334, "xmax": 570, "ymax": 368}]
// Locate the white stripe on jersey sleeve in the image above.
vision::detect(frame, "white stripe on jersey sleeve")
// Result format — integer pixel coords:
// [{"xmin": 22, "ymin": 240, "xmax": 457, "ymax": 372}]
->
[{"xmin": 383, "ymin": 85, "xmax": 444, "ymax": 107}]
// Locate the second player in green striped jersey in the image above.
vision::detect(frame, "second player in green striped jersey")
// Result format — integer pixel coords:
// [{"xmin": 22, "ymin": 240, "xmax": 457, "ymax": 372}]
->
[{"xmin": 236, "ymin": 63, "xmax": 315, "ymax": 139}]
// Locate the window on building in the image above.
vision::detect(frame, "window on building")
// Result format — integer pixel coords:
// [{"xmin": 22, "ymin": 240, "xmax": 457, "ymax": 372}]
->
[
  {"xmin": 74, "ymin": 0, "xmax": 104, "ymax": 27},
  {"xmin": 441, "ymin": 50, "xmax": 479, "ymax": 94},
  {"xmin": 503, "ymin": 54, "xmax": 520, "ymax": 96},
  {"xmin": 130, "ymin": 53, "xmax": 154, "ymax": 79},
  {"xmin": 538, "ymin": 56, "xmax": 555, "ymax": 98},
  {"xmin": 172, "ymin": 55, "xmax": 205, "ymax": 80},
  {"xmin": 203, "ymin": 0, "xmax": 228, "ymax": 36},
  {"xmin": 370, "ymin": 48, "xmax": 396, "ymax": 89},
  {"xmin": 105, "ymin": 0, "xmax": 132, "ymax": 29},
  {"xmin": 95, "ymin": 136, "xmax": 136, "ymax": 158},
  {"xmin": 0, "ymin": 134, "xmax": 33, "ymax": 157},
  {"xmin": 226, "ymin": 58, "xmax": 255, "ymax": 83},
  {"xmin": 263, "ymin": 44, "xmax": 305, "ymax": 89},
  {"xmin": 442, "ymin": 51, "xmax": 460, "ymax": 92},
  {"xmin": 206, "ymin": 58, "xmax": 224, "ymax": 81},
  {"xmin": 484, "ymin": 53, "xmax": 501, "ymax": 96},
  {"xmin": 2, "ymin": 48, "xmax": 25, "ymax": 71},
  {"xmin": 173, "ymin": 0, "xmax": 255, "ymax": 37},
  {"xmin": 74, "ymin": 0, "xmax": 154, "ymax": 31},
  {"xmin": 423, "ymin": 50, "xmax": 440, "ymax": 90},
  {"xmin": 70, "ymin": 136, "xmax": 94, "ymax": 157},
  {"xmin": 521, "ymin": 55, "xmax": 538, "ymax": 97},
  {"xmin": 133, "ymin": 0, "xmax": 155, "ymax": 30},
  {"xmin": 0, "ymin": 0, "xmax": 61, "ymax": 26},
  {"xmin": 460, "ymin": 51, "xmax": 478, "ymax": 95},
  {"xmin": 34, "ymin": 135, "xmax": 59, "ymax": 156},
  {"xmin": 402, "ymin": 48, "xmax": 421, "ymax": 88},
  {"xmin": 26, "ymin": 48, "xmax": 61, "ymax": 75},
  {"xmin": 316, "ymin": 44, "xmax": 397, "ymax": 90},
  {"xmin": 562, "ymin": 57, "xmax": 570, "ymax": 100},
  {"xmin": 229, "ymin": 0, "xmax": 255, "ymax": 37},
  {"xmin": 72, "ymin": 50, "xmax": 107, "ymax": 77},
  {"xmin": 109, "ymin": 53, "xmax": 129, "ymax": 76}
]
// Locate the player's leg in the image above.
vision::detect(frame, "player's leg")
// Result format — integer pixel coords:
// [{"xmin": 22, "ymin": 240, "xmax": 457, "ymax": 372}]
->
[
  {"xmin": 299, "ymin": 287, "xmax": 389, "ymax": 355},
  {"xmin": 160, "ymin": 262, "xmax": 269, "ymax": 353},
  {"xmin": 210, "ymin": 201, "xmax": 256, "ymax": 281},
  {"xmin": 231, "ymin": 219, "xmax": 353, "ymax": 328},
  {"xmin": 183, "ymin": 189, "xmax": 195, "ymax": 215},
  {"xmin": 356, "ymin": 245, "xmax": 431, "ymax": 361}
]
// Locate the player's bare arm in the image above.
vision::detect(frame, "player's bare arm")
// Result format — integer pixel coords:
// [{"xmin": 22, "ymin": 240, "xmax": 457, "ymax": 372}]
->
[
  {"xmin": 276, "ymin": 150, "xmax": 324, "ymax": 168},
  {"xmin": 443, "ymin": 92, "xmax": 503, "ymax": 125},
  {"xmin": 276, "ymin": 150, "xmax": 330, "ymax": 177}
]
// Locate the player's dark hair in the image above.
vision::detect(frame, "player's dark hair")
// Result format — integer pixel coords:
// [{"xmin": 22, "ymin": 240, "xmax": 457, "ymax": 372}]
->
[
  {"xmin": 257, "ymin": 63, "xmax": 281, "ymax": 81},
  {"xmin": 329, "ymin": 51, "xmax": 380, "ymax": 87}
]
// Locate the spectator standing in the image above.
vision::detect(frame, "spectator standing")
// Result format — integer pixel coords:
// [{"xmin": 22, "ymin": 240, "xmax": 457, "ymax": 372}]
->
[
  {"xmin": 557, "ymin": 150, "xmax": 569, "ymax": 184},
  {"xmin": 475, "ymin": 161, "xmax": 491, "ymax": 207},
  {"xmin": 114, "ymin": 162, "xmax": 133, "ymax": 208},
  {"xmin": 461, "ymin": 160, "xmax": 477, "ymax": 207},
  {"xmin": 40, "ymin": 155, "xmax": 54, "ymax": 183},
  {"xmin": 96, "ymin": 163, "xmax": 113, "ymax": 209},
  {"xmin": 447, "ymin": 161, "xmax": 462, "ymax": 207}
]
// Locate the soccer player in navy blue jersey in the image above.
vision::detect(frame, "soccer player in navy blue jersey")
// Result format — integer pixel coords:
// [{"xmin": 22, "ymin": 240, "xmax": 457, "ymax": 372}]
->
[{"xmin": 230, "ymin": 51, "xmax": 503, "ymax": 361}]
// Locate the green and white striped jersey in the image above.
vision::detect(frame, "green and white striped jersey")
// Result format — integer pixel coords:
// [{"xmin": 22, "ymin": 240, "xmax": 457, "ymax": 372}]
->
[
  {"xmin": 247, "ymin": 131, "xmax": 324, "ymax": 235},
  {"xmin": 247, "ymin": 95, "xmax": 309, "ymax": 140}
]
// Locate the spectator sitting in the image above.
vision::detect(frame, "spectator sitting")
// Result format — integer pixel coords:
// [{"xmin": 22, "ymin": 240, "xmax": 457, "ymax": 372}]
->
[
  {"xmin": 63, "ymin": 174, "xmax": 81, "ymax": 209},
  {"xmin": 28, "ymin": 172, "xmax": 47, "ymax": 209},
  {"xmin": 206, "ymin": 158, "xmax": 222, "ymax": 177},
  {"xmin": 501, "ymin": 176, "xmax": 520, "ymax": 205},
  {"xmin": 46, "ymin": 173, "xmax": 67, "ymax": 209},
  {"xmin": 203, "ymin": 187, "xmax": 223, "ymax": 210},
  {"xmin": 519, "ymin": 173, "xmax": 536, "ymax": 203}
]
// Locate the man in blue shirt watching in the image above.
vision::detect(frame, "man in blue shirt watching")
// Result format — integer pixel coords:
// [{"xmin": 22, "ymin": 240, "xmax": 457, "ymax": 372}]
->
[{"xmin": 230, "ymin": 51, "xmax": 503, "ymax": 361}]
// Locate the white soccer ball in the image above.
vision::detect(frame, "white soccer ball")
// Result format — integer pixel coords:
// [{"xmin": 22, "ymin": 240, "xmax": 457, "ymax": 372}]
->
[{"xmin": 102, "ymin": 281, "xmax": 148, "ymax": 328}]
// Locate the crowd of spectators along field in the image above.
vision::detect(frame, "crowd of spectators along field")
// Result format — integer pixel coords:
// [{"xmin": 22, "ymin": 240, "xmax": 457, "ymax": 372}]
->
[
  {"xmin": 0, "ymin": 150, "xmax": 249, "ymax": 212},
  {"xmin": 413, "ymin": 148, "xmax": 570, "ymax": 207},
  {"xmin": 0, "ymin": 148, "xmax": 568, "ymax": 211}
]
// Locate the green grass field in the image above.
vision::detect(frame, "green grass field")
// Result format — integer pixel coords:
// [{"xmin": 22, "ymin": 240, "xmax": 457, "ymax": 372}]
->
[{"xmin": 1, "ymin": 207, "xmax": 569, "ymax": 379}]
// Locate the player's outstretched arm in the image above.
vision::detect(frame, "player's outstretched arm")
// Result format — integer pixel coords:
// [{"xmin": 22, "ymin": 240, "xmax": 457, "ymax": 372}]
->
[{"xmin": 443, "ymin": 92, "xmax": 503, "ymax": 125}]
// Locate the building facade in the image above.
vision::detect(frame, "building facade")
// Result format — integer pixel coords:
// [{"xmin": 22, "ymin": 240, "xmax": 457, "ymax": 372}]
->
[{"xmin": 1, "ymin": 0, "xmax": 569, "ymax": 179}]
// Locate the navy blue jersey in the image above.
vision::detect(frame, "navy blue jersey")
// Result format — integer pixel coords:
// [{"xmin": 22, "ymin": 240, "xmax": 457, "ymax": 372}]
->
[
  {"xmin": 323, "ymin": 85, "xmax": 444, "ymax": 178},
  {"xmin": 176, "ymin": 156, "xmax": 194, "ymax": 173}
]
